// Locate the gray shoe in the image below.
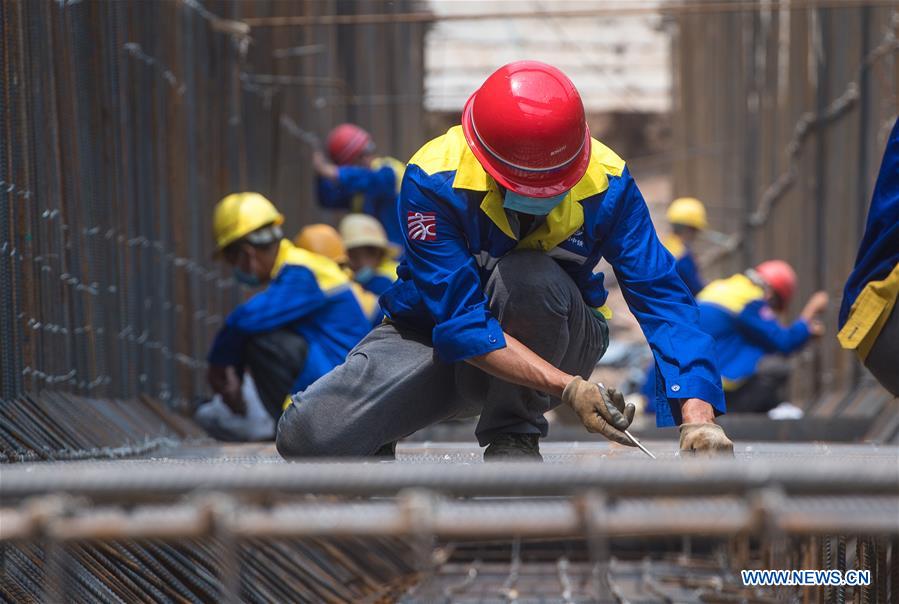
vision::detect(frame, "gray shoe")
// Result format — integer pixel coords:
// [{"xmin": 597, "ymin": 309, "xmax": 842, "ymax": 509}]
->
[{"xmin": 483, "ymin": 433, "xmax": 543, "ymax": 462}]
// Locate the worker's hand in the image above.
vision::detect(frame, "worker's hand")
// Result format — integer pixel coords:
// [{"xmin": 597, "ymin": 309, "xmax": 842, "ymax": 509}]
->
[
  {"xmin": 807, "ymin": 319, "xmax": 826, "ymax": 337},
  {"xmin": 679, "ymin": 423, "xmax": 734, "ymax": 457},
  {"xmin": 207, "ymin": 365, "xmax": 246, "ymax": 416},
  {"xmin": 801, "ymin": 291, "xmax": 829, "ymax": 319},
  {"xmin": 312, "ymin": 151, "xmax": 339, "ymax": 180},
  {"xmin": 562, "ymin": 377, "xmax": 636, "ymax": 446}
]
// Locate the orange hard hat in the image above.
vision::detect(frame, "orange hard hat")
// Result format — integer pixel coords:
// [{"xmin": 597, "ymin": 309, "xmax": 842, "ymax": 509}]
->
[
  {"xmin": 461, "ymin": 61, "xmax": 591, "ymax": 198},
  {"xmin": 326, "ymin": 124, "xmax": 372, "ymax": 165},
  {"xmin": 755, "ymin": 260, "xmax": 798, "ymax": 307},
  {"xmin": 294, "ymin": 224, "xmax": 348, "ymax": 265}
]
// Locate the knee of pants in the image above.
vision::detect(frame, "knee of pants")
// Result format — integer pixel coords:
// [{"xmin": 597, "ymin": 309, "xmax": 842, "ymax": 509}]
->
[
  {"xmin": 275, "ymin": 402, "xmax": 339, "ymax": 458},
  {"xmin": 491, "ymin": 250, "xmax": 576, "ymax": 310}
]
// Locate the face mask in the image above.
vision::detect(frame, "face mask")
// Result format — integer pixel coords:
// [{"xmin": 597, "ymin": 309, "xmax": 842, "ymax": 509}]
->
[
  {"xmin": 503, "ymin": 190, "xmax": 568, "ymax": 215},
  {"xmin": 233, "ymin": 268, "xmax": 261, "ymax": 287},
  {"xmin": 355, "ymin": 266, "xmax": 375, "ymax": 284}
]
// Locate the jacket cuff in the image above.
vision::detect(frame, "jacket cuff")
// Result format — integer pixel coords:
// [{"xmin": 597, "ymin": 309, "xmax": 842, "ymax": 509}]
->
[
  {"xmin": 654, "ymin": 374, "xmax": 726, "ymax": 427},
  {"xmin": 432, "ymin": 309, "xmax": 507, "ymax": 362}
]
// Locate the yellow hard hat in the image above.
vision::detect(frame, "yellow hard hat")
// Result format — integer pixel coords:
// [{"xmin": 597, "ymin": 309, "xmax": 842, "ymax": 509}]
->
[
  {"xmin": 666, "ymin": 197, "xmax": 708, "ymax": 230},
  {"xmin": 212, "ymin": 192, "xmax": 285, "ymax": 251},
  {"xmin": 294, "ymin": 224, "xmax": 348, "ymax": 265},
  {"xmin": 339, "ymin": 214, "xmax": 390, "ymax": 250}
]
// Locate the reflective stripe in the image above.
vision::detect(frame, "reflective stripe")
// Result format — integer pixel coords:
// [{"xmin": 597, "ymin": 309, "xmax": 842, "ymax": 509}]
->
[{"xmin": 547, "ymin": 246, "xmax": 589, "ymax": 264}]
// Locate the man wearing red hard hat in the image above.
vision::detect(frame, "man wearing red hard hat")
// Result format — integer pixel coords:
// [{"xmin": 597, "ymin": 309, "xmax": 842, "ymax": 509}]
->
[
  {"xmin": 279, "ymin": 61, "xmax": 733, "ymax": 460},
  {"xmin": 313, "ymin": 123, "xmax": 406, "ymax": 247},
  {"xmin": 696, "ymin": 260, "xmax": 829, "ymax": 413}
]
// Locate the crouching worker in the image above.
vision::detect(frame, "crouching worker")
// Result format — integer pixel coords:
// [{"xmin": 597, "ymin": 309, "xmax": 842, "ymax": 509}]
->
[
  {"xmin": 294, "ymin": 223, "xmax": 383, "ymax": 325},
  {"xmin": 339, "ymin": 214, "xmax": 399, "ymax": 296},
  {"xmin": 207, "ymin": 193, "xmax": 371, "ymax": 422},
  {"xmin": 838, "ymin": 118, "xmax": 899, "ymax": 395},
  {"xmin": 697, "ymin": 261, "xmax": 828, "ymax": 413},
  {"xmin": 277, "ymin": 62, "xmax": 733, "ymax": 461}
]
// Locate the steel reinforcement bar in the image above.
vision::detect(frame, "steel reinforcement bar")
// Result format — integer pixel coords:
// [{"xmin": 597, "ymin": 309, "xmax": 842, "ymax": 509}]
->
[{"xmin": 2, "ymin": 458, "xmax": 898, "ymax": 501}]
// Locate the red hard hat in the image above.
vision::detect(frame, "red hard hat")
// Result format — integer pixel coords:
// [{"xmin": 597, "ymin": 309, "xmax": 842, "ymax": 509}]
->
[
  {"xmin": 461, "ymin": 61, "xmax": 592, "ymax": 198},
  {"xmin": 755, "ymin": 260, "xmax": 797, "ymax": 307},
  {"xmin": 327, "ymin": 124, "xmax": 372, "ymax": 165}
]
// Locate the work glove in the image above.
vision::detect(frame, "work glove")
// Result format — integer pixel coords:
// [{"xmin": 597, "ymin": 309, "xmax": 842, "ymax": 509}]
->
[
  {"xmin": 562, "ymin": 376, "xmax": 636, "ymax": 446},
  {"xmin": 679, "ymin": 423, "xmax": 734, "ymax": 457}
]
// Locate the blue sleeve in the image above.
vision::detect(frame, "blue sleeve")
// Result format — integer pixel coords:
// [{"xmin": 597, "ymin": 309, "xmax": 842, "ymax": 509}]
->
[
  {"xmin": 676, "ymin": 253, "xmax": 704, "ymax": 296},
  {"xmin": 336, "ymin": 165, "xmax": 396, "ymax": 197},
  {"xmin": 736, "ymin": 301, "xmax": 811, "ymax": 354},
  {"xmin": 207, "ymin": 266, "xmax": 327, "ymax": 366},
  {"xmin": 317, "ymin": 176, "xmax": 352, "ymax": 210},
  {"xmin": 596, "ymin": 168, "xmax": 724, "ymax": 426},
  {"xmin": 399, "ymin": 168, "xmax": 506, "ymax": 362},
  {"xmin": 564, "ymin": 260, "xmax": 609, "ymax": 308}
]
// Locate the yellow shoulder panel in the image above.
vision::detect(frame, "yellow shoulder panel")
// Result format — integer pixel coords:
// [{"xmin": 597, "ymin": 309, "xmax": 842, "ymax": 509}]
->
[
  {"xmin": 662, "ymin": 233, "xmax": 686, "ymax": 259},
  {"xmin": 408, "ymin": 126, "xmax": 471, "ymax": 178},
  {"xmin": 271, "ymin": 240, "xmax": 351, "ymax": 294},
  {"xmin": 838, "ymin": 262, "xmax": 899, "ymax": 358},
  {"xmin": 376, "ymin": 258, "xmax": 399, "ymax": 280},
  {"xmin": 696, "ymin": 274, "xmax": 764, "ymax": 314}
]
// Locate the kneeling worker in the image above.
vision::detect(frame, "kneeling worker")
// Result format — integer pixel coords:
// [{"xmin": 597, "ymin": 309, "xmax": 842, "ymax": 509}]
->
[
  {"xmin": 838, "ymin": 118, "xmax": 898, "ymax": 395},
  {"xmin": 207, "ymin": 193, "xmax": 371, "ymax": 421},
  {"xmin": 697, "ymin": 260, "xmax": 828, "ymax": 413},
  {"xmin": 339, "ymin": 213, "xmax": 399, "ymax": 296},
  {"xmin": 277, "ymin": 61, "xmax": 733, "ymax": 460}
]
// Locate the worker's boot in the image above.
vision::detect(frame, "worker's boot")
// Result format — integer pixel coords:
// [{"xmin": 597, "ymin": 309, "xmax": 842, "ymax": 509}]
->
[
  {"xmin": 373, "ymin": 441, "xmax": 397, "ymax": 460},
  {"xmin": 483, "ymin": 434, "xmax": 543, "ymax": 462}
]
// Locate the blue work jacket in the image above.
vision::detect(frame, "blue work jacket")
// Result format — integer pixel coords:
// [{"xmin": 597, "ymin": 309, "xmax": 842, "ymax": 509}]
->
[
  {"xmin": 380, "ymin": 126, "xmax": 724, "ymax": 426},
  {"xmin": 317, "ymin": 156, "xmax": 406, "ymax": 246},
  {"xmin": 697, "ymin": 273, "xmax": 810, "ymax": 389},
  {"xmin": 838, "ymin": 118, "xmax": 899, "ymax": 346},
  {"xmin": 662, "ymin": 233, "xmax": 704, "ymax": 296},
  {"xmin": 208, "ymin": 240, "xmax": 371, "ymax": 393},
  {"xmin": 357, "ymin": 258, "xmax": 399, "ymax": 297}
]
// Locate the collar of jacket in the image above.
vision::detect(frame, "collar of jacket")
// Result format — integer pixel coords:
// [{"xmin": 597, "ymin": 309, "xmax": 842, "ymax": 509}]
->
[
  {"xmin": 270, "ymin": 239, "xmax": 352, "ymax": 293},
  {"xmin": 449, "ymin": 128, "xmax": 622, "ymax": 251}
]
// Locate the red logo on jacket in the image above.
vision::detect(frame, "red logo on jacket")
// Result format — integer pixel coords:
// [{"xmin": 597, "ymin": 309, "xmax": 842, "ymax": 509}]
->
[{"xmin": 407, "ymin": 211, "xmax": 437, "ymax": 241}]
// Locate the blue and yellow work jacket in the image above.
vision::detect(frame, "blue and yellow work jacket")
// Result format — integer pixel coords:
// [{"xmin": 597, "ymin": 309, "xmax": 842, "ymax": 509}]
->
[
  {"xmin": 697, "ymin": 274, "xmax": 810, "ymax": 389},
  {"xmin": 208, "ymin": 240, "xmax": 371, "ymax": 393},
  {"xmin": 838, "ymin": 118, "xmax": 899, "ymax": 359},
  {"xmin": 317, "ymin": 156, "xmax": 406, "ymax": 246},
  {"xmin": 662, "ymin": 233, "xmax": 704, "ymax": 296},
  {"xmin": 356, "ymin": 258, "xmax": 399, "ymax": 297},
  {"xmin": 379, "ymin": 126, "xmax": 724, "ymax": 426}
]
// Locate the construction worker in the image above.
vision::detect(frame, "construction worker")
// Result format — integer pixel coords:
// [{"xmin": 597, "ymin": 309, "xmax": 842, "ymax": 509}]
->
[
  {"xmin": 697, "ymin": 260, "xmax": 829, "ymax": 413},
  {"xmin": 339, "ymin": 214, "xmax": 399, "ymax": 296},
  {"xmin": 663, "ymin": 197, "xmax": 707, "ymax": 295},
  {"xmin": 314, "ymin": 123, "xmax": 406, "ymax": 246},
  {"xmin": 838, "ymin": 118, "xmax": 899, "ymax": 395},
  {"xmin": 293, "ymin": 223, "xmax": 383, "ymax": 325},
  {"xmin": 207, "ymin": 193, "xmax": 371, "ymax": 422},
  {"xmin": 277, "ymin": 61, "xmax": 733, "ymax": 461}
]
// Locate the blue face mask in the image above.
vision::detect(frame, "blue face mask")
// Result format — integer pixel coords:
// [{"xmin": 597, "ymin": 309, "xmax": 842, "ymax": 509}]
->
[
  {"xmin": 354, "ymin": 266, "xmax": 375, "ymax": 284},
  {"xmin": 502, "ymin": 190, "xmax": 568, "ymax": 215},
  {"xmin": 233, "ymin": 268, "xmax": 261, "ymax": 287}
]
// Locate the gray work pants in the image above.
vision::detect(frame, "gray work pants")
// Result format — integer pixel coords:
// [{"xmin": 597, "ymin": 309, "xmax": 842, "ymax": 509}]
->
[
  {"xmin": 276, "ymin": 250, "xmax": 609, "ymax": 457},
  {"xmin": 864, "ymin": 303, "xmax": 899, "ymax": 396}
]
